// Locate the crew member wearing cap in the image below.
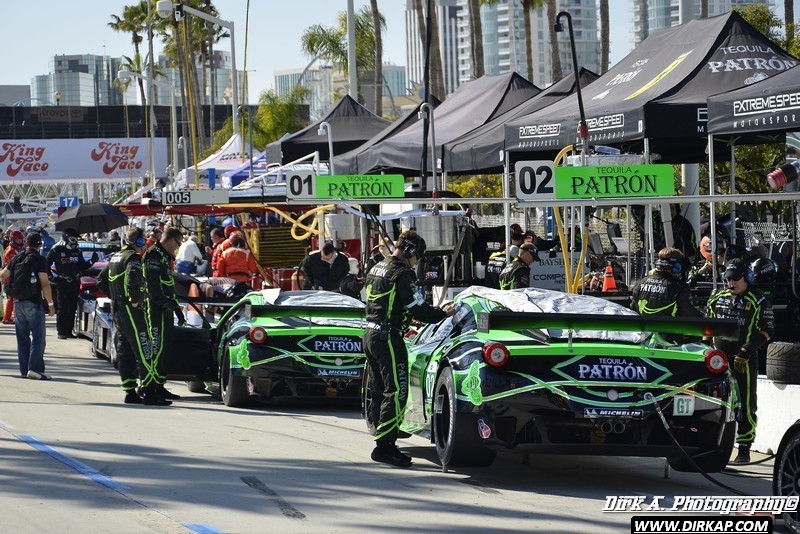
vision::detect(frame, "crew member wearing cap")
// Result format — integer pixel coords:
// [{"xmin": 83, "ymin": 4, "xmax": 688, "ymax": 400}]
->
[
  {"xmin": 631, "ymin": 248, "xmax": 701, "ymax": 319},
  {"xmin": 46, "ymin": 228, "xmax": 98, "ymax": 339},
  {"xmin": 706, "ymin": 258, "xmax": 775, "ymax": 464},
  {"xmin": 363, "ymin": 229, "xmax": 454, "ymax": 467},
  {"xmin": 499, "ymin": 243, "xmax": 539, "ymax": 290},
  {"xmin": 485, "ymin": 229, "xmax": 524, "ymax": 289}
]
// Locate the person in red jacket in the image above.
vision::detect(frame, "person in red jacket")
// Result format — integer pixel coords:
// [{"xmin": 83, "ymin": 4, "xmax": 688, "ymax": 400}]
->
[
  {"xmin": 2, "ymin": 230, "xmax": 24, "ymax": 324},
  {"xmin": 216, "ymin": 232, "xmax": 258, "ymax": 284},
  {"xmin": 212, "ymin": 225, "xmax": 239, "ymax": 277}
]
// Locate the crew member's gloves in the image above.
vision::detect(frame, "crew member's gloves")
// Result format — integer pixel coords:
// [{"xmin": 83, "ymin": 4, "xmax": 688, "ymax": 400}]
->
[
  {"xmin": 90, "ymin": 252, "xmax": 99, "ymax": 264},
  {"xmin": 733, "ymin": 352, "xmax": 749, "ymax": 373},
  {"xmin": 174, "ymin": 306, "xmax": 186, "ymax": 326}
]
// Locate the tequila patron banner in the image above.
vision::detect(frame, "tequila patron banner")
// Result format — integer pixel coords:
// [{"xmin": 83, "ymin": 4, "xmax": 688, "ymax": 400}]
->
[{"xmin": 0, "ymin": 138, "xmax": 167, "ymax": 183}]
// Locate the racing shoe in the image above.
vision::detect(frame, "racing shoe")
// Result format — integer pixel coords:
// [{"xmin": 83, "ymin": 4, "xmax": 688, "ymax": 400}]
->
[
  {"xmin": 142, "ymin": 391, "xmax": 172, "ymax": 406},
  {"xmin": 371, "ymin": 442, "xmax": 412, "ymax": 468},
  {"xmin": 731, "ymin": 444, "xmax": 750, "ymax": 465},
  {"xmin": 124, "ymin": 391, "xmax": 143, "ymax": 404},
  {"xmin": 157, "ymin": 384, "xmax": 181, "ymax": 400}
]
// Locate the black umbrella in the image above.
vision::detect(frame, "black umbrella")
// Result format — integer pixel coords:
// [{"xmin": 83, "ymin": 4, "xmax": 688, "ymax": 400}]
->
[{"xmin": 55, "ymin": 202, "xmax": 128, "ymax": 234}]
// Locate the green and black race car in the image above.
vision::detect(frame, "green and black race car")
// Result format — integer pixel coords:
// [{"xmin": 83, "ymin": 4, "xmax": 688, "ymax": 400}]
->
[
  {"xmin": 364, "ymin": 286, "xmax": 739, "ymax": 471},
  {"xmin": 165, "ymin": 288, "xmax": 366, "ymax": 407}
]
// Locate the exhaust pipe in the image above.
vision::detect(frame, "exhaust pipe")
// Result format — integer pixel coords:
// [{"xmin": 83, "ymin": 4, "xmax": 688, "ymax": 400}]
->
[
  {"xmin": 599, "ymin": 421, "xmax": 614, "ymax": 434},
  {"xmin": 613, "ymin": 421, "xmax": 627, "ymax": 434}
]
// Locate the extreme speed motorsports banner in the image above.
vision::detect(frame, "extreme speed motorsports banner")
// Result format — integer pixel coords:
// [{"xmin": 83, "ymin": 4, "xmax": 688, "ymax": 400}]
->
[{"xmin": 0, "ymin": 138, "xmax": 168, "ymax": 183}]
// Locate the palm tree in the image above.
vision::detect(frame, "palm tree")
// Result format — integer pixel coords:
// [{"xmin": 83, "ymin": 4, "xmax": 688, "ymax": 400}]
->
[
  {"xmin": 300, "ymin": 6, "xmax": 385, "ymax": 103},
  {"xmin": 700, "ymin": 0, "xmax": 708, "ymax": 18},
  {"xmin": 786, "ymin": 0, "xmax": 795, "ymax": 49},
  {"xmin": 108, "ymin": 2, "xmax": 148, "ymax": 106},
  {"xmin": 370, "ymin": 0, "xmax": 383, "ymax": 117},
  {"xmin": 413, "ymin": 0, "xmax": 446, "ymax": 100},
  {"xmin": 469, "ymin": 0, "xmax": 485, "ymax": 79},
  {"xmin": 600, "ymin": 0, "xmax": 609, "ymax": 73},
  {"xmin": 544, "ymin": 0, "xmax": 561, "ymax": 81}
]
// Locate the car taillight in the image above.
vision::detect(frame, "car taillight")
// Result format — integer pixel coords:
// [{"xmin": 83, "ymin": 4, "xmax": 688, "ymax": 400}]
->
[
  {"xmin": 482, "ymin": 342, "xmax": 509, "ymax": 367},
  {"xmin": 249, "ymin": 326, "xmax": 268, "ymax": 344},
  {"xmin": 704, "ymin": 349, "xmax": 728, "ymax": 374}
]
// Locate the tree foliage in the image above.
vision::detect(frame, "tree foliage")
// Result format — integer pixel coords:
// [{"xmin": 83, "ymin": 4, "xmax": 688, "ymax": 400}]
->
[{"xmin": 447, "ymin": 174, "xmax": 503, "ymax": 215}]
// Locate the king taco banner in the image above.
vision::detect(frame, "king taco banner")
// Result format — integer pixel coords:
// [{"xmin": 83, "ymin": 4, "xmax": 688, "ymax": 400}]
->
[{"xmin": 0, "ymin": 138, "xmax": 168, "ymax": 183}]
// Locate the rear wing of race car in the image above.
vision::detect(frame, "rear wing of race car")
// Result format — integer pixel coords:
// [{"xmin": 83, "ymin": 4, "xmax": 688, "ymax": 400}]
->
[
  {"xmin": 477, "ymin": 311, "xmax": 739, "ymax": 339},
  {"xmin": 243, "ymin": 303, "xmax": 366, "ymax": 320}
]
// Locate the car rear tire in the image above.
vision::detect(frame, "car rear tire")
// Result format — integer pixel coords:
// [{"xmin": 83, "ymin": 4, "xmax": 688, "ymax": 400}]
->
[
  {"xmin": 667, "ymin": 421, "xmax": 735, "ymax": 473},
  {"xmin": 362, "ymin": 364, "xmax": 377, "ymax": 436},
  {"xmin": 774, "ymin": 427, "xmax": 800, "ymax": 533},
  {"xmin": 186, "ymin": 381, "xmax": 208, "ymax": 394},
  {"xmin": 767, "ymin": 342, "xmax": 800, "ymax": 384},
  {"xmin": 433, "ymin": 367, "xmax": 496, "ymax": 468},
  {"xmin": 220, "ymin": 342, "xmax": 250, "ymax": 407}
]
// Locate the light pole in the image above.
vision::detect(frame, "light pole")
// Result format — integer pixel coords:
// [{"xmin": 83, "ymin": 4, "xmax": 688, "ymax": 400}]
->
[
  {"xmin": 554, "ymin": 11, "xmax": 588, "ymax": 153},
  {"xmin": 238, "ymin": 105, "xmax": 254, "ymax": 181},
  {"xmin": 157, "ymin": 1, "xmax": 239, "ymax": 133},
  {"xmin": 318, "ymin": 121, "xmax": 335, "ymax": 175},
  {"xmin": 118, "ymin": 70, "xmax": 178, "ymax": 187}
]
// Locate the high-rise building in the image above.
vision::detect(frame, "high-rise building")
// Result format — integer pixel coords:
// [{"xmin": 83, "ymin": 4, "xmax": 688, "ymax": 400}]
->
[
  {"xmin": 406, "ymin": 0, "xmax": 461, "ymax": 96},
  {"xmin": 633, "ymin": 0, "xmax": 774, "ymax": 45},
  {"xmin": 31, "ymin": 54, "xmax": 135, "ymax": 106},
  {"xmin": 154, "ymin": 50, "xmax": 244, "ymax": 107}
]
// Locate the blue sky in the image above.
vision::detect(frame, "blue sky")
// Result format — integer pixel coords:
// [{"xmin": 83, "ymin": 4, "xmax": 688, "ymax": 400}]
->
[{"xmin": 0, "ymin": 1, "xmax": 674, "ymax": 103}]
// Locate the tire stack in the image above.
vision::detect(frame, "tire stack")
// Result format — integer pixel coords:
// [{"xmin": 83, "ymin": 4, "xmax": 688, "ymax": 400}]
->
[{"xmin": 767, "ymin": 342, "xmax": 800, "ymax": 384}]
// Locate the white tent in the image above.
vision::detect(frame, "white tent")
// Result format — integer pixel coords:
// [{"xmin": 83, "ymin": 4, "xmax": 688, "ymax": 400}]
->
[{"xmin": 174, "ymin": 133, "xmax": 253, "ymax": 188}]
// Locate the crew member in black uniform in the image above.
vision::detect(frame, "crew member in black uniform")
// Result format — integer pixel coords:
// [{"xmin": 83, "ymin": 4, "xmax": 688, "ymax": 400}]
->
[
  {"xmin": 97, "ymin": 228, "xmax": 161, "ymax": 405},
  {"xmin": 144, "ymin": 227, "xmax": 184, "ymax": 403},
  {"xmin": 301, "ymin": 242, "xmax": 350, "ymax": 291},
  {"xmin": 630, "ymin": 248, "xmax": 702, "ymax": 318},
  {"xmin": 499, "ymin": 243, "xmax": 539, "ymax": 290},
  {"xmin": 364, "ymin": 230, "xmax": 454, "ymax": 467},
  {"xmin": 485, "ymin": 230, "xmax": 524, "ymax": 289},
  {"xmin": 706, "ymin": 258, "xmax": 775, "ymax": 464},
  {"xmin": 46, "ymin": 228, "xmax": 97, "ymax": 339}
]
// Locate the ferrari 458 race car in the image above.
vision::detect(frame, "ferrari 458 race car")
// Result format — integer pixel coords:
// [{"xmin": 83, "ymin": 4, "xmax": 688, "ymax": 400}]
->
[
  {"xmin": 363, "ymin": 287, "xmax": 740, "ymax": 471},
  {"xmin": 212, "ymin": 289, "xmax": 366, "ymax": 406}
]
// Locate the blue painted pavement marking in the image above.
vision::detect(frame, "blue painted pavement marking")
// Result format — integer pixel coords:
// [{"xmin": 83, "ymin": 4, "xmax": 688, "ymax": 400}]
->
[
  {"xmin": 184, "ymin": 524, "xmax": 225, "ymax": 534},
  {"xmin": 18, "ymin": 434, "xmax": 129, "ymax": 492}
]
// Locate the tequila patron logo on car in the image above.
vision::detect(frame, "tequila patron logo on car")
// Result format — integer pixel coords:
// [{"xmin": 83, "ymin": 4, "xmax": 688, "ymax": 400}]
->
[
  {"xmin": 0, "ymin": 143, "xmax": 49, "ymax": 177},
  {"xmin": 300, "ymin": 336, "xmax": 363, "ymax": 354},
  {"xmin": 554, "ymin": 356, "xmax": 671, "ymax": 384},
  {"xmin": 90, "ymin": 142, "xmax": 143, "ymax": 174}
]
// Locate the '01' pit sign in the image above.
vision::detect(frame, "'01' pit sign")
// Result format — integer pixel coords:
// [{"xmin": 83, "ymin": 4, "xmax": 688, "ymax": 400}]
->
[{"xmin": 515, "ymin": 161, "xmax": 673, "ymax": 202}]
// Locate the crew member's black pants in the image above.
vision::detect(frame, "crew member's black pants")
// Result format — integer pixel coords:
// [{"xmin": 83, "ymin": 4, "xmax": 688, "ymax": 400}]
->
[
  {"xmin": 364, "ymin": 328, "xmax": 408, "ymax": 444},
  {"xmin": 148, "ymin": 304, "xmax": 173, "ymax": 388},
  {"xmin": 56, "ymin": 278, "xmax": 80, "ymax": 336},
  {"xmin": 734, "ymin": 354, "xmax": 758, "ymax": 444},
  {"xmin": 113, "ymin": 304, "xmax": 151, "ymax": 392}
]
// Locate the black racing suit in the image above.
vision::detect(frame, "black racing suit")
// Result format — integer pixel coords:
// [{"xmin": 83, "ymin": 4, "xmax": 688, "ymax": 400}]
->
[
  {"xmin": 46, "ymin": 243, "xmax": 93, "ymax": 336},
  {"xmin": 484, "ymin": 251, "xmax": 507, "ymax": 289},
  {"xmin": 630, "ymin": 270, "xmax": 702, "ymax": 318},
  {"xmin": 706, "ymin": 287, "xmax": 775, "ymax": 445},
  {"xmin": 499, "ymin": 258, "xmax": 530, "ymax": 290},
  {"xmin": 143, "ymin": 242, "xmax": 180, "ymax": 391},
  {"xmin": 364, "ymin": 256, "xmax": 447, "ymax": 444},
  {"xmin": 97, "ymin": 246, "xmax": 151, "ymax": 392}
]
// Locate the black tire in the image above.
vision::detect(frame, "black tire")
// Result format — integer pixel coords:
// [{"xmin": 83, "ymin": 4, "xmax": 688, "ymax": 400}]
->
[
  {"xmin": 767, "ymin": 342, "xmax": 800, "ymax": 384},
  {"xmin": 362, "ymin": 364, "xmax": 377, "ymax": 436},
  {"xmin": 186, "ymin": 381, "xmax": 208, "ymax": 394},
  {"xmin": 774, "ymin": 427, "xmax": 800, "ymax": 533},
  {"xmin": 667, "ymin": 421, "xmax": 736, "ymax": 473},
  {"xmin": 220, "ymin": 342, "xmax": 250, "ymax": 407},
  {"xmin": 433, "ymin": 367, "xmax": 496, "ymax": 468}
]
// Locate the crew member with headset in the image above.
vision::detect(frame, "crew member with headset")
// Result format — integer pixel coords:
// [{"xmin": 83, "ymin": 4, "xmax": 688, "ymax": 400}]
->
[
  {"xmin": 46, "ymin": 228, "xmax": 97, "ymax": 339},
  {"xmin": 706, "ymin": 258, "xmax": 775, "ymax": 464},
  {"xmin": 485, "ymin": 227, "xmax": 524, "ymax": 289},
  {"xmin": 144, "ymin": 227, "xmax": 185, "ymax": 404},
  {"xmin": 499, "ymin": 243, "xmax": 540, "ymax": 290},
  {"xmin": 630, "ymin": 248, "xmax": 702, "ymax": 318},
  {"xmin": 363, "ymin": 229, "xmax": 454, "ymax": 467},
  {"xmin": 97, "ymin": 228, "xmax": 161, "ymax": 405}
]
